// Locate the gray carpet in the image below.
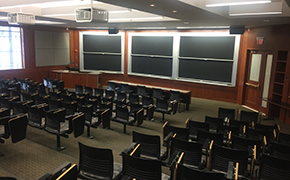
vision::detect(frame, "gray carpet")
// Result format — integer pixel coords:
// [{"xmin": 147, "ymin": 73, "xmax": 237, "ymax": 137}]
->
[{"xmin": 0, "ymin": 97, "xmax": 289, "ymax": 179}]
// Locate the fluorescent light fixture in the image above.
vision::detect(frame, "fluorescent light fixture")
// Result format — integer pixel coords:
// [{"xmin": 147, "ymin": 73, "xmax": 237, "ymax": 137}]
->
[
  {"xmin": 109, "ymin": 16, "xmax": 177, "ymax": 22},
  {"xmin": 35, "ymin": 20, "xmax": 66, "ymax": 24},
  {"xmin": 0, "ymin": 0, "xmax": 101, "ymax": 9},
  {"xmin": 133, "ymin": 27, "xmax": 167, "ymax": 29},
  {"xmin": 229, "ymin": 2, "xmax": 282, "ymax": 16},
  {"xmin": 230, "ymin": 12, "xmax": 281, "ymax": 16},
  {"xmin": 0, "ymin": 17, "xmax": 7, "ymax": 20},
  {"xmin": 176, "ymin": 26, "xmax": 230, "ymax": 29},
  {"xmin": 206, "ymin": 0, "xmax": 271, "ymax": 7},
  {"xmin": 109, "ymin": 9, "xmax": 138, "ymax": 14}
]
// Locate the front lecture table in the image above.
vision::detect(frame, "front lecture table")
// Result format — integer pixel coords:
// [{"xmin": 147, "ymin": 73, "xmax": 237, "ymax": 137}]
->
[
  {"xmin": 50, "ymin": 70, "xmax": 101, "ymax": 89},
  {"xmin": 109, "ymin": 80, "xmax": 192, "ymax": 110}
]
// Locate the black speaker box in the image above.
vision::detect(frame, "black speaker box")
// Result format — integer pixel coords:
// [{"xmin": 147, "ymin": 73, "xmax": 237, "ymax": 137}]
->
[
  {"xmin": 230, "ymin": 26, "xmax": 245, "ymax": 34},
  {"xmin": 108, "ymin": 28, "xmax": 119, "ymax": 34}
]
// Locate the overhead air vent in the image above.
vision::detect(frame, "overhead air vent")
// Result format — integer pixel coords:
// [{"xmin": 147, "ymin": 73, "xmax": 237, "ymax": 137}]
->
[
  {"xmin": 7, "ymin": 13, "xmax": 35, "ymax": 25},
  {"xmin": 75, "ymin": 7, "xmax": 108, "ymax": 23}
]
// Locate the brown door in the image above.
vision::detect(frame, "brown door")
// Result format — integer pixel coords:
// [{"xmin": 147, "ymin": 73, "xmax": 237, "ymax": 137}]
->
[{"xmin": 244, "ymin": 50, "xmax": 273, "ymax": 113}]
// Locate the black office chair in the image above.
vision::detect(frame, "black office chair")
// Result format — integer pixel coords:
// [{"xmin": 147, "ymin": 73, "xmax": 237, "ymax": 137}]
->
[
  {"xmin": 121, "ymin": 151, "xmax": 170, "ymax": 180},
  {"xmin": 229, "ymin": 119, "xmax": 248, "ymax": 136},
  {"xmin": 103, "ymin": 89, "xmax": 115, "ymax": 103},
  {"xmin": 170, "ymin": 137, "xmax": 203, "ymax": 169},
  {"xmin": 78, "ymin": 142, "xmax": 122, "ymax": 180},
  {"xmin": 112, "ymin": 105, "xmax": 135, "ymax": 134},
  {"xmin": 216, "ymin": 124, "xmax": 240, "ymax": 145},
  {"xmin": 79, "ymin": 104, "xmax": 101, "ymax": 139},
  {"xmin": 84, "ymin": 86, "xmax": 93, "ymax": 97},
  {"xmin": 269, "ymin": 141, "xmax": 290, "ymax": 161},
  {"xmin": 49, "ymin": 91, "xmax": 61, "ymax": 100},
  {"xmin": 162, "ymin": 121, "xmax": 189, "ymax": 147},
  {"xmin": 153, "ymin": 88, "xmax": 164, "ymax": 99},
  {"xmin": 75, "ymin": 84, "xmax": 83, "ymax": 95},
  {"xmin": 175, "ymin": 162, "xmax": 226, "ymax": 180},
  {"xmin": 94, "ymin": 88, "xmax": 104, "ymax": 98},
  {"xmin": 12, "ymin": 100, "xmax": 33, "ymax": 115},
  {"xmin": 218, "ymin": 107, "xmax": 236, "ymax": 120},
  {"xmin": 239, "ymin": 110, "xmax": 260, "ymax": 124},
  {"xmin": 278, "ymin": 132, "xmax": 290, "ymax": 146},
  {"xmin": 170, "ymin": 90, "xmax": 186, "ymax": 112},
  {"xmin": 258, "ymin": 154, "xmax": 290, "ymax": 180},
  {"xmin": 204, "ymin": 116, "xmax": 224, "ymax": 132},
  {"xmin": 27, "ymin": 104, "xmax": 48, "ymax": 129},
  {"xmin": 44, "ymin": 108, "xmax": 71, "ymax": 151},
  {"xmin": 121, "ymin": 83, "xmax": 131, "ymax": 93},
  {"xmin": 137, "ymin": 85, "xmax": 148, "ymax": 97},
  {"xmin": 154, "ymin": 98, "xmax": 174, "ymax": 122},
  {"xmin": 127, "ymin": 93, "xmax": 139, "ymax": 106},
  {"xmin": 132, "ymin": 131, "xmax": 167, "ymax": 161},
  {"xmin": 62, "ymin": 101, "xmax": 78, "ymax": 116},
  {"xmin": 48, "ymin": 99, "xmax": 62, "ymax": 110},
  {"xmin": 209, "ymin": 144, "xmax": 249, "ymax": 177},
  {"xmin": 185, "ymin": 118, "xmax": 210, "ymax": 141}
]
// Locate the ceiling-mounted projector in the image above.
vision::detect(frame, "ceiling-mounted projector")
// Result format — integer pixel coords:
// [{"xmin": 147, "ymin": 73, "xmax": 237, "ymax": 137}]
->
[
  {"xmin": 7, "ymin": 13, "xmax": 35, "ymax": 25},
  {"xmin": 75, "ymin": 7, "xmax": 108, "ymax": 23}
]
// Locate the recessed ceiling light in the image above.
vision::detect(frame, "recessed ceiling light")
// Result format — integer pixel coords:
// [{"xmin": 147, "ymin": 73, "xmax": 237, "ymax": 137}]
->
[
  {"xmin": 184, "ymin": 22, "xmax": 189, "ymax": 24},
  {"xmin": 150, "ymin": 4, "xmax": 155, "ymax": 7},
  {"xmin": 172, "ymin": 10, "xmax": 177, "ymax": 13}
]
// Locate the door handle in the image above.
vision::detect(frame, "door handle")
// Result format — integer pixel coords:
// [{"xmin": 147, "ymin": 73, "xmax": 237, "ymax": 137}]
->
[{"xmin": 246, "ymin": 83, "xmax": 259, "ymax": 88}]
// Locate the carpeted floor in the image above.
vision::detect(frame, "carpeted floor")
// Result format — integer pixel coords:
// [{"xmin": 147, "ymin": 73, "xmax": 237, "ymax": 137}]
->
[{"xmin": 0, "ymin": 97, "xmax": 289, "ymax": 180}]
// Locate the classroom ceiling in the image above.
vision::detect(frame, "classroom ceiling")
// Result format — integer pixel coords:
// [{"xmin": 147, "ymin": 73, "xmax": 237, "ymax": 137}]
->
[{"xmin": 0, "ymin": 0, "xmax": 290, "ymax": 30}]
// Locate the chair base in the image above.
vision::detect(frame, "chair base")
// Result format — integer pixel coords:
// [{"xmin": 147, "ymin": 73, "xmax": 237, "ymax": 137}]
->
[{"xmin": 57, "ymin": 146, "xmax": 66, "ymax": 151}]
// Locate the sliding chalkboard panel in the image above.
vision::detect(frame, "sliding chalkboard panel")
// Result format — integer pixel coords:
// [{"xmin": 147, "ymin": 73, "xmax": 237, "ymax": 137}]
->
[
  {"xmin": 84, "ymin": 54, "xmax": 121, "ymax": 71},
  {"xmin": 180, "ymin": 36, "xmax": 235, "ymax": 59},
  {"xmin": 179, "ymin": 58, "xmax": 233, "ymax": 83},
  {"xmin": 132, "ymin": 36, "xmax": 173, "ymax": 56},
  {"xmin": 132, "ymin": 56, "xmax": 172, "ymax": 77},
  {"xmin": 81, "ymin": 33, "xmax": 123, "ymax": 72},
  {"xmin": 83, "ymin": 35, "xmax": 121, "ymax": 53}
]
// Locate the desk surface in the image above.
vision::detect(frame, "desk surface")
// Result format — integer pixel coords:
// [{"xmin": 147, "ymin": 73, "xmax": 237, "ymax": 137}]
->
[
  {"xmin": 110, "ymin": 80, "xmax": 191, "ymax": 94},
  {"xmin": 51, "ymin": 70, "xmax": 102, "ymax": 75}
]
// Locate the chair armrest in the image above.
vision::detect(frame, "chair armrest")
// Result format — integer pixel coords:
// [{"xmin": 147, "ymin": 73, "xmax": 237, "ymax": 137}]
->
[
  {"xmin": 163, "ymin": 132, "xmax": 174, "ymax": 146},
  {"xmin": 162, "ymin": 150, "xmax": 181, "ymax": 167}
]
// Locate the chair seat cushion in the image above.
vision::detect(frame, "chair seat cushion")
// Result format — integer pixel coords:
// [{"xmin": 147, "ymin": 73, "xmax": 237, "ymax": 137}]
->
[
  {"xmin": 155, "ymin": 108, "xmax": 172, "ymax": 114},
  {"xmin": 162, "ymin": 173, "xmax": 170, "ymax": 180}
]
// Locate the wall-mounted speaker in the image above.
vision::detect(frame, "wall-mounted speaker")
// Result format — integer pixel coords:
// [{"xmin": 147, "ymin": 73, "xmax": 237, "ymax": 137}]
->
[
  {"xmin": 108, "ymin": 28, "xmax": 119, "ymax": 34},
  {"xmin": 230, "ymin": 26, "xmax": 245, "ymax": 35}
]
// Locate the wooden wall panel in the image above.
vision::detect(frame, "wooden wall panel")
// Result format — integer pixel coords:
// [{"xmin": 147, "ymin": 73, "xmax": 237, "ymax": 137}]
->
[{"xmin": 86, "ymin": 75, "xmax": 99, "ymax": 88}]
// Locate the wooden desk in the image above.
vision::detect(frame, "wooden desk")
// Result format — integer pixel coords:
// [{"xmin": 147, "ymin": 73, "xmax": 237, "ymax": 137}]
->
[
  {"xmin": 50, "ymin": 70, "xmax": 101, "ymax": 89},
  {"xmin": 109, "ymin": 80, "xmax": 192, "ymax": 110}
]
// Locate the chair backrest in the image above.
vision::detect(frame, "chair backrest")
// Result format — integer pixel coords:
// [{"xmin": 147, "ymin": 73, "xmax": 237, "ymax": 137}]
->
[
  {"xmin": 240, "ymin": 110, "xmax": 259, "ymax": 123},
  {"xmin": 196, "ymin": 130, "xmax": 224, "ymax": 147},
  {"xmin": 278, "ymin": 132, "xmax": 290, "ymax": 146},
  {"xmin": 75, "ymin": 84, "xmax": 83, "ymax": 94},
  {"xmin": 105, "ymin": 89, "xmax": 115, "ymax": 99},
  {"xmin": 62, "ymin": 101, "xmax": 77, "ymax": 116},
  {"xmin": 49, "ymin": 92, "xmax": 61, "ymax": 101},
  {"xmin": 116, "ymin": 105, "xmax": 129, "ymax": 121},
  {"xmin": 28, "ymin": 104, "xmax": 47, "ymax": 128},
  {"xmin": 217, "ymin": 124, "xmax": 240, "ymax": 137},
  {"xmin": 204, "ymin": 116, "xmax": 224, "ymax": 132},
  {"xmin": 121, "ymin": 83, "xmax": 130, "ymax": 93},
  {"xmin": 156, "ymin": 98, "xmax": 169, "ymax": 110},
  {"xmin": 137, "ymin": 85, "xmax": 147, "ymax": 97},
  {"xmin": 78, "ymin": 105, "xmax": 93, "ymax": 123},
  {"xmin": 258, "ymin": 154, "xmax": 290, "ymax": 180},
  {"xmin": 9, "ymin": 114, "xmax": 28, "ymax": 143},
  {"xmin": 45, "ymin": 108, "xmax": 66, "ymax": 133},
  {"xmin": 218, "ymin": 107, "xmax": 236, "ymax": 120},
  {"xmin": 229, "ymin": 119, "xmax": 248, "ymax": 135},
  {"xmin": 176, "ymin": 163, "xmax": 225, "ymax": 180},
  {"xmin": 116, "ymin": 91, "xmax": 127, "ymax": 102},
  {"xmin": 57, "ymin": 81, "xmax": 65, "ymax": 91},
  {"xmin": 122, "ymin": 151, "xmax": 162, "ymax": 180},
  {"xmin": 211, "ymin": 144, "xmax": 248, "ymax": 176},
  {"xmin": 142, "ymin": 95, "xmax": 153, "ymax": 106},
  {"xmin": 129, "ymin": 93, "xmax": 139, "ymax": 104},
  {"xmin": 152, "ymin": 88, "xmax": 163, "ymax": 99},
  {"xmin": 84, "ymin": 86, "xmax": 93, "ymax": 96},
  {"xmin": 246, "ymin": 128, "xmax": 273, "ymax": 142},
  {"xmin": 164, "ymin": 124, "xmax": 189, "ymax": 142},
  {"xmin": 171, "ymin": 138, "xmax": 202, "ymax": 167},
  {"xmin": 170, "ymin": 90, "xmax": 181, "ymax": 101},
  {"xmin": 231, "ymin": 135, "xmax": 262, "ymax": 160},
  {"xmin": 255, "ymin": 123, "xmax": 278, "ymax": 133},
  {"xmin": 94, "ymin": 88, "xmax": 104, "ymax": 97},
  {"xmin": 270, "ymin": 142, "xmax": 290, "ymax": 161},
  {"xmin": 132, "ymin": 131, "xmax": 161, "ymax": 159},
  {"xmin": 186, "ymin": 119, "xmax": 210, "ymax": 139},
  {"xmin": 107, "ymin": 81, "xmax": 116, "ymax": 91},
  {"xmin": 78, "ymin": 142, "xmax": 114, "ymax": 180},
  {"xmin": 147, "ymin": 105, "xmax": 154, "ymax": 121},
  {"xmin": 48, "ymin": 99, "xmax": 62, "ymax": 110}
]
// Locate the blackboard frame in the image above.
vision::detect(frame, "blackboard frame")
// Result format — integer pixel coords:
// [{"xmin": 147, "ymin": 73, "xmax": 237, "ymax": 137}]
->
[{"xmin": 79, "ymin": 31, "xmax": 124, "ymax": 74}]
